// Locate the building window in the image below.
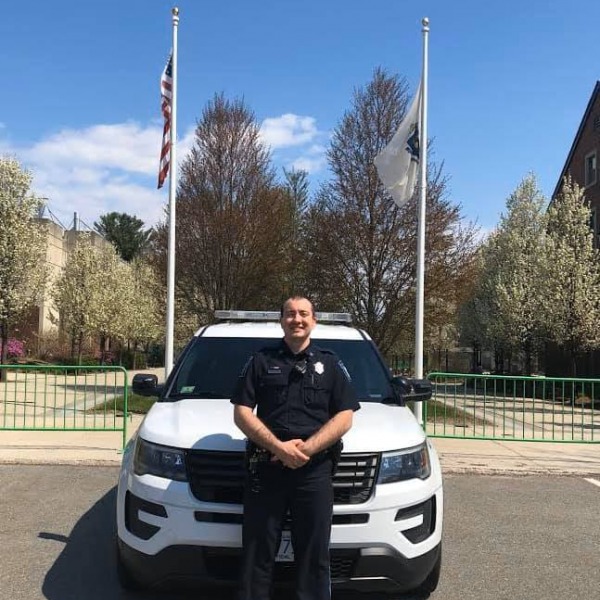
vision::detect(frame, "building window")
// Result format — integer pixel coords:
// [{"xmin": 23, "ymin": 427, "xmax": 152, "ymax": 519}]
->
[{"xmin": 585, "ymin": 151, "xmax": 597, "ymax": 187}]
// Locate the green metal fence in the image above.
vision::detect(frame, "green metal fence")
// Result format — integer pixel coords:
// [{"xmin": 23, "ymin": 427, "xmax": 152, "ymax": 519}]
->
[
  {"xmin": 0, "ymin": 364, "xmax": 129, "ymax": 449},
  {"xmin": 426, "ymin": 372, "xmax": 599, "ymax": 443}
]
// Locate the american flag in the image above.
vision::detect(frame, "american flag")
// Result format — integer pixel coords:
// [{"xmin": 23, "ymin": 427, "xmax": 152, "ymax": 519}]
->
[{"xmin": 157, "ymin": 54, "xmax": 173, "ymax": 189}]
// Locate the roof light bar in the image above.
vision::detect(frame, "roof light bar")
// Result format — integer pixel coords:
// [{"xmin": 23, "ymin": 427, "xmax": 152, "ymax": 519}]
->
[
  {"xmin": 215, "ymin": 310, "xmax": 279, "ymax": 321},
  {"xmin": 214, "ymin": 310, "xmax": 352, "ymax": 324},
  {"xmin": 315, "ymin": 312, "xmax": 352, "ymax": 323}
]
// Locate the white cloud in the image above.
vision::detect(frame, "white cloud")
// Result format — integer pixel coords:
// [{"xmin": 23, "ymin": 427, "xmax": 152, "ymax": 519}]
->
[
  {"xmin": 1, "ymin": 122, "xmax": 196, "ymax": 227},
  {"xmin": 257, "ymin": 114, "xmax": 330, "ymax": 175},
  {"xmin": 287, "ymin": 141, "xmax": 328, "ymax": 174},
  {"xmin": 290, "ymin": 155, "xmax": 327, "ymax": 174},
  {"xmin": 1, "ymin": 113, "xmax": 329, "ymax": 228},
  {"xmin": 24, "ymin": 122, "xmax": 166, "ymax": 175},
  {"xmin": 260, "ymin": 114, "xmax": 319, "ymax": 149}
]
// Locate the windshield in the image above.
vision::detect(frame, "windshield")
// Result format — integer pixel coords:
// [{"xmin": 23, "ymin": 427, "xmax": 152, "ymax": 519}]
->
[{"xmin": 167, "ymin": 337, "xmax": 393, "ymax": 403}]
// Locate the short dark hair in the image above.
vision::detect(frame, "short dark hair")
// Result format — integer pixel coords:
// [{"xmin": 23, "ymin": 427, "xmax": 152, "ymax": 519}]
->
[{"xmin": 280, "ymin": 296, "xmax": 316, "ymax": 317}]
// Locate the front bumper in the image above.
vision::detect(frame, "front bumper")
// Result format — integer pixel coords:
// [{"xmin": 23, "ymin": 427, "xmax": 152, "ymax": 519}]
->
[
  {"xmin": 118, "ymin": 536, "xmax": 441, "ymax": 593},
  {"xmin": 116, "ymin": 441, "xmax": 444, "ymax": 592}
]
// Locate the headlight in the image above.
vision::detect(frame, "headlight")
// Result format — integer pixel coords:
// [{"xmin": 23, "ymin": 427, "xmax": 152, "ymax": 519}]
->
[
  {"xmin": 377, "ymin": 442, "xmax": 431, "ymax": 483},
  {"xmin": 133, "ymin": 438, "xmax": 188, "ymax": 481}
]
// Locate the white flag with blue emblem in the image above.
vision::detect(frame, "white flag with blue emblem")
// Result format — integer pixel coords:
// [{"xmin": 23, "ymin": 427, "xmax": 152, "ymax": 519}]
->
[{"xmin": 374, "ymin": 82, "xmax": 422, "ymax": 208}]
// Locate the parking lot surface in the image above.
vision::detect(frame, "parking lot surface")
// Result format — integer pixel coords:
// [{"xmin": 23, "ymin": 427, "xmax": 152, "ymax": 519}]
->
[{"xmin": 0, "ymin": 465, "xmax": 598, "ymax": 600}]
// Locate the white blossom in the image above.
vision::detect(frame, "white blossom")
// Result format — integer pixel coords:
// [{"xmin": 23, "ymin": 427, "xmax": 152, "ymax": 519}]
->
[{"xmin": 0, "ymin": 157, "xmax": 47, "ymax": 360}]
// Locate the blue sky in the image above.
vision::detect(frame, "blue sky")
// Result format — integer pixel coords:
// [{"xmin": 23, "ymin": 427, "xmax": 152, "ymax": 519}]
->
[{"xmin": 2, "ymin": 0, "xmax": 599, "ymax": 233}]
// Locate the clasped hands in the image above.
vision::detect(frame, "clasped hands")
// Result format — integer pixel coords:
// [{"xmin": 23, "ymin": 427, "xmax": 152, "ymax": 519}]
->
[{"xmin": 271, "ymin": 439, "xmax": 313, "ymax": 469}]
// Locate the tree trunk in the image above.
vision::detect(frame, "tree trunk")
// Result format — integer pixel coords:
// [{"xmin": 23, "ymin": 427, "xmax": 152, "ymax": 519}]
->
[
  {"xmin": 524, "ymin": 339, "xmax": 532, "ymax": 376},
  {"xmin": 70, "ymin": 331, "xmax": 76, "ymax": 362},
  {"xmin": 77, "ymin": 331, "xmax": 84, "ymax": 365},
  {"xmin": 99, "ymin": 336, "xmax": 106, "ymax": 365}
]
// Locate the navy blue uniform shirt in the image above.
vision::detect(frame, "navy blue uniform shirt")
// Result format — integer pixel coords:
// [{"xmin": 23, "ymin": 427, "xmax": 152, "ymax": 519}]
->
[{"xmin": 231, "ymin": 340, "xmax": 360, "ymax": 441}]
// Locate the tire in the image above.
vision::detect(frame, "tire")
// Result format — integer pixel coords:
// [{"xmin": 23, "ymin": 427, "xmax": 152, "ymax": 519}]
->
[
  {"xmin": 411, "ymin": 545, "xmax": 442, "ymax": 598},
  {"xmin": 116, "ymin": 539, "xmax": 144, "ymax": 592}
]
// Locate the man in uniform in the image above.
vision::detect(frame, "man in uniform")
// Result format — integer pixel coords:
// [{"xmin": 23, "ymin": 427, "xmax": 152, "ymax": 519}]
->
[{"xmin": 231, "ymin": 296, "xmax": 360, "ymax": 600}]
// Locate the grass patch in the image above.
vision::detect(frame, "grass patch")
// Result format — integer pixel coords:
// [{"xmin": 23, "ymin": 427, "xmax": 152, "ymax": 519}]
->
[
  {"xmin": 408, "ymin": 399, "xmax": 488, "ymax": 426},
  {"xmin": 426, "ymin": 399, "xmax": 489, "ymax": 426},
  {"xmin": 91, "ymin": 393, "xmax": 158, "ymax": 415}
]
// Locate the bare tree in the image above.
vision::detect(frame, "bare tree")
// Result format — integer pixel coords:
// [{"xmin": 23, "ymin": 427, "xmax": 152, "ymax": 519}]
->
[
  {"xmin": 280, "ymin": 167, "xmax": 311, "ymax": 298},
  {"xmin": 153, "ymin": 94, "xmax": 292, "ymax": 322},
  {"xmin": 304, "ymin": 68, "xmax": 478, "ymax": 356}
]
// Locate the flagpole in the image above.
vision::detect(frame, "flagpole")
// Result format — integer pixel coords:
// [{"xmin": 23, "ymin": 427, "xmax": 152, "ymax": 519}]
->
[
  {"xmin": 165, "ymin": 6, "xmax": 179, "ymax": 379},
  {"xmin": 413, "ymin": 17, "xmax": 429, "ymax": 424}
]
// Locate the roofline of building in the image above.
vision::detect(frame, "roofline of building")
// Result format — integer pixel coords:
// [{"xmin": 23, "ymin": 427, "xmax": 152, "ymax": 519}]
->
[{"xmin": 551, "ymin": 80, "xmax": 600, "ymax": 200}]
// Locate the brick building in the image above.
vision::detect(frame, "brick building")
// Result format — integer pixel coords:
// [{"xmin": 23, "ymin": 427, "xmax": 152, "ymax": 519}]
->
[
  {"xmin": 552, "ymin": 81, "xmax": 600, "ymax": 239},
  {"xmin": 545, "ymin": 81, "xmax": 600, "ymax": 376}
]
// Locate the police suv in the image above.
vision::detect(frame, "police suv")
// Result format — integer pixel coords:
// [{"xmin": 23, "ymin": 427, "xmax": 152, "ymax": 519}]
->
[{"xmin": 116, "ymin": 311, "xmax": 443, "ymax": 597}]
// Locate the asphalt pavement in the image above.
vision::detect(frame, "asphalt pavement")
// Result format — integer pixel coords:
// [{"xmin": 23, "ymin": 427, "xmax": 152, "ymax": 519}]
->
[{"xmin": 2, "ymin": 466, "xmax": 599, "ymax": 600}]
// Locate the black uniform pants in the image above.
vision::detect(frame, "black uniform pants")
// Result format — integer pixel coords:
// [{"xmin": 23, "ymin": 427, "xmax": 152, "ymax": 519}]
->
[{"xmin": 239, "ymin": 456, "xmax": 334, "ymax": 600}]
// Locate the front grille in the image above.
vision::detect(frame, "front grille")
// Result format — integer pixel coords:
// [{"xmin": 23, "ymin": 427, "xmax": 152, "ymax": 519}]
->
[
  {"xmin": 274, "ymin": 549, "xmax": 359, "ymax": 581},
  {"xmin": 186, "ymin": 450, "xmax": 246, "ymax": 503},
  {"xmin": 186, "ymin": 450, "xmax": 379, "ymax": 505},
  {"xmin": 334, "ymin": 453, "xmax": 379, "ymax": 504}
]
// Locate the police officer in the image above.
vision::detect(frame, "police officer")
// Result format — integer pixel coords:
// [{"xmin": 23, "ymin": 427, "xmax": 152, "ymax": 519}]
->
[{"xmin": 231, "ymin": 296, "xmax": 360, "ymax": 600}]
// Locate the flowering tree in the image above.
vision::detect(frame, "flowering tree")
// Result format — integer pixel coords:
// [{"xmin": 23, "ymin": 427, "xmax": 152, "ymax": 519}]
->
[
  {"xmin": 51, "ymin": 235, "xmax": 100, "ymax": 362},
  {"xmin": 52, "ymin": 236, "xmax": 132, "ymax": 363},
  {"xmin": 53, "ymin": 235, "xmax": 163, "ymax": 365},
  {"xmin": 544, "ymin": 177, "xmax": 600, "ymax": 375},
  {"xmin": 0, "ymin": 157, "xmax": 47, "ymax": 368},
  {"xmin": 488, "ymin": 174, "xmax": 549, "ymax": 372},
  {"xmin": 120, "ymin": 260, "xmax": 162, "ymax": 367}
]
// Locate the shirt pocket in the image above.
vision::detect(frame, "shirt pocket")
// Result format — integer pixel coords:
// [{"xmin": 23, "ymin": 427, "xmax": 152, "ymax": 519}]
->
[
  {"xmin": 258, "ymin": 374, "xmax": 288, "ymax": 405},
  {"xmin": 303, "ymin": 381, "xmax": 329, "ymax": 409}
]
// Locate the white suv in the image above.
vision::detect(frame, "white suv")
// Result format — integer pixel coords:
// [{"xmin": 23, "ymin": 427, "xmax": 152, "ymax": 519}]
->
[{"xmin": 116, "ymin": 311, "xmax": 443, "ymax": 597}]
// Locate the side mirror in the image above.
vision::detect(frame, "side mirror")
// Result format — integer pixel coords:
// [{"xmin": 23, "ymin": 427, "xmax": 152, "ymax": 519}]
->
[
  {"xmin": 390, "ymin": 376, "xmax": 433, "ymax": 403},
  {"xmin": 132, "ymin": 373, "xmax": 161, "ymax": 397}
]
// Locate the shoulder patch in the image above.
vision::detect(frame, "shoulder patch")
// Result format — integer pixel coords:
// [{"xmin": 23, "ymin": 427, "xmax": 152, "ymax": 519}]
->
[{"xmin": 337, "ymin": 359, "xmax": 352, "ymax": 382}]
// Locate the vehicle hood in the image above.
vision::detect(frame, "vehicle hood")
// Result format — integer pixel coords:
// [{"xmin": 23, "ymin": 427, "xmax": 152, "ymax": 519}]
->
[{"xmin": 138, "ymin": 399, "xmax": 427, "ymax": 453}]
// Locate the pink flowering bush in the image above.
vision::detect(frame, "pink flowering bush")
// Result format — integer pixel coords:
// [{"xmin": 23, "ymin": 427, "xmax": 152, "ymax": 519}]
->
[{"xmin": 6, "ymin": 339, "xmax": 25, "ymax": 359}]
